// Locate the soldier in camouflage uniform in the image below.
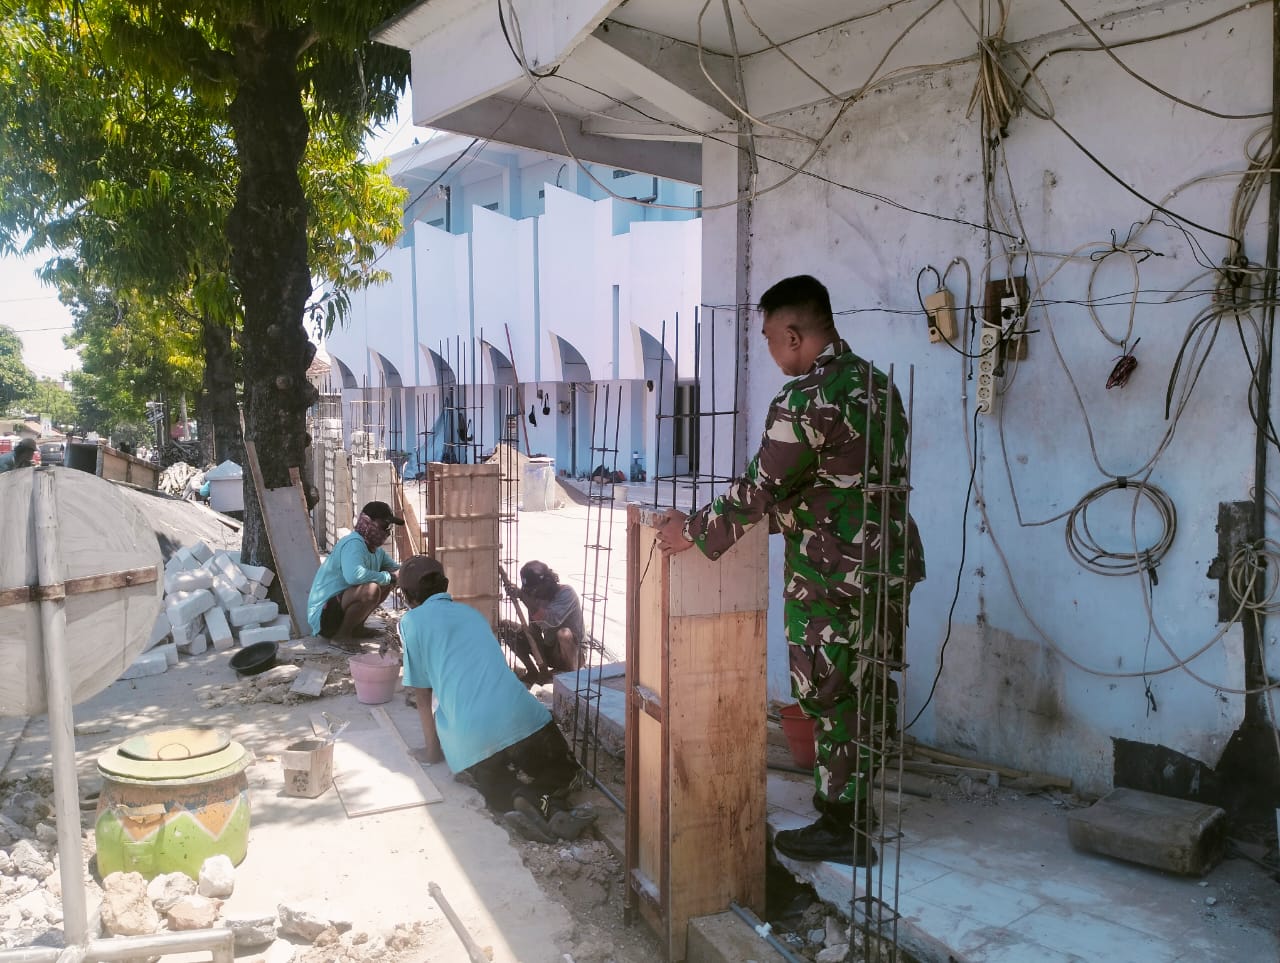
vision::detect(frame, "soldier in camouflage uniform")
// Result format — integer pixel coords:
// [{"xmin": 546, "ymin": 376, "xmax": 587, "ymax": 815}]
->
[{"xmin": 656, "ymin": 274, "xmax": 923, "ymax": 866}]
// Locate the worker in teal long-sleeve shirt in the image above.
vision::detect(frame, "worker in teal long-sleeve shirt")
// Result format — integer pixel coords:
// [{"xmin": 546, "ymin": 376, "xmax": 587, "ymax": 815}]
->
[{"xmin": 307, "ymin": 500, "xmax": 402, "ymax": 641}]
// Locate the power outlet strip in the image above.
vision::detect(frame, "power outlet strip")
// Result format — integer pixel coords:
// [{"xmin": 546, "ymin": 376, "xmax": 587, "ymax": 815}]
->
[{"xmin": 976, "ymin": 327, "xmax": 1000, "ymax": 413}]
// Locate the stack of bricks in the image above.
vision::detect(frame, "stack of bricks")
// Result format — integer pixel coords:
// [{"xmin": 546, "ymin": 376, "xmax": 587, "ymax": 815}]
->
[{"xmin": 151, "ymin": 541, "xmax": 293, "ymax": 658}]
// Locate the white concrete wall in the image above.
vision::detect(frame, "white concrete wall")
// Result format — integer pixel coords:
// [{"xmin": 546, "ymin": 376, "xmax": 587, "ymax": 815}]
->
[
  {"xmin": 700, "ymin": 0, "xmax": 1267, "ymax": 793},
  {"xmin": 324, "ymin": 172, "xmax": 702, "ymax": 482}
]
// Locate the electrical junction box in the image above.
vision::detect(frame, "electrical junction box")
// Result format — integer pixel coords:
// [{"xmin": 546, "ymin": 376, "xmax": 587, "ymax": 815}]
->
[
  {"xmin": 924, "ymin": 289, "xmax": 957, "ymax": 344},
  {"xmin": 986, "ymin": 276, "xmax": 1029, "ymax": 360}
]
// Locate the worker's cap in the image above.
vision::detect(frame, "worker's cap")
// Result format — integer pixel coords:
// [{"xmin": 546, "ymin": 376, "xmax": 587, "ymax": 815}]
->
[
  {"xmin": 399, "ymin": 555, "xmax": 446, "ymax": 596},
  {"xmin": 360, "ymin": 500, "xmax": 404, "ymax": 526},
  {"xmin": 15, "ymin": 439, "xmax": 36, "ymax": 453},
  {"xmin": 519, "ymin": 560, "xmax": 558, "ymax": 589}
]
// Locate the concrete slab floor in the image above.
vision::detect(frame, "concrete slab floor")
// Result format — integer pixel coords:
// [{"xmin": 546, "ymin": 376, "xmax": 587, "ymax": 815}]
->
[
  {"xmin": 0, "ymin": 644, "xmax": 579, "ymax": 963},
  {"xmin": 767, "ymin": 770, "xmax": 1279, "ymax": 963}
]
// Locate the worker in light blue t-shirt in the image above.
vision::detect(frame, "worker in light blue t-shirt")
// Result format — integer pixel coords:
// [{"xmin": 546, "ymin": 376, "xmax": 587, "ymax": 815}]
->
[{"xmin": 397, "ymin": 554, "xmax": 596, "ymax": 843}]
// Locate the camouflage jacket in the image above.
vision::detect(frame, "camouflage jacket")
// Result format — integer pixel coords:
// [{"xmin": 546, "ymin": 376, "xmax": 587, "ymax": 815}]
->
[{"xmin": 684, "ymin": 339, "xmax": 924, "ymax": 607}]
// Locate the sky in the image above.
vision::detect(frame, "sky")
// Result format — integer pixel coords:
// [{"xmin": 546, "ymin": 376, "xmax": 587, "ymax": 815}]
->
[{"xmin": 2, "ymin": 87, "xmax": 427, "ymax": 385}]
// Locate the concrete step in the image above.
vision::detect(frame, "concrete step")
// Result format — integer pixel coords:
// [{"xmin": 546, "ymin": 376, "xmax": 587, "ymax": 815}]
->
[
  {"xmin": 1066, "ymin": 786, "xmax": 1226, "ymax": 875},
  {"xmin": 686, "ymin": 912, "xmax": 789, "ymax": 963}
]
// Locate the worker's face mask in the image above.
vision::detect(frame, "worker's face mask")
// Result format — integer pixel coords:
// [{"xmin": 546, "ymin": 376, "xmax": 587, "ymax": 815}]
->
[{"xmin": 355, "ymin": 513, "xmax": 391, "ymax": 551}]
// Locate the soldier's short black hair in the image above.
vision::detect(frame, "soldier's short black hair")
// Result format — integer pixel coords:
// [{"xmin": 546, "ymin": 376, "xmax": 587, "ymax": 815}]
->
[{"xmin": 759, "ymin": 275, "xmax": 835, "ymax": 334}]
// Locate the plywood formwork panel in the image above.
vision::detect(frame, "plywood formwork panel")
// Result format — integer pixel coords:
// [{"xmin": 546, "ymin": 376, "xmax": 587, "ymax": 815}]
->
[
  {"xmin": 425, "ymin": 463, "xmax": 500, "ymax": 626},
  {"xmin": 625, "ymin": 504, "xmax": 768, "ymax": 961}
]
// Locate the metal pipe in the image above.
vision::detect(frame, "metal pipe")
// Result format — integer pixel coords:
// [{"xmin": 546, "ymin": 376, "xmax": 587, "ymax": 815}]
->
[
  {"xmin": 85, "ymin": 929, "xmax": 234, "ymax": 962},
  {"xmin": 729, "ymin": 902, "xmax": 806, "ymax": 963},
  {"xmin": 32, "ymin": 469, "xmax": 88, "ymax": 946},
  {"xmin": 0, "ymin": 947, "xmax": 60, "ymax": 963},
  {"xmin": 429, "ymin": 881, "xmax": 489, "ymax": 963}
]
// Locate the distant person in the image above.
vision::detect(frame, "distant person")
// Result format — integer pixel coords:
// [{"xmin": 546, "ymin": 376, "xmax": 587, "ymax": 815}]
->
[
  {"xmin": 508, "ymin": 560, "xmax": 585, "ymax": 676},
  {"xmin": 0, "ymin": 439, "xmax": 37, "ymax": 473},
  {"xmin": 398, "ymin": 555, "xmax": 596, "ymax": 843},
  {"xmin": 306, "ymin": 500, "xmax": 402, "ymax": 642}
]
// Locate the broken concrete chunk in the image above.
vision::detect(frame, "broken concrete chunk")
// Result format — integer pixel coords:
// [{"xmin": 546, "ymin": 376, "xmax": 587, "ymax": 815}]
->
[
  {"xmin": 277, "ymin": 900, "xmax": 349, "ymax": 943},
  {"xmin": 222, "ymin": 911, "xmax": 278, "ymax": 948},
  {"xmin": 255, "ymin": 940, "xmax": 297, "ymax": 963},
  {"xmin": 101, "ymin": 871, "xmax": 160, "ymax": 936},
  {"xmin": 34, "ymin": 822, "xmax": 58, "ymax": 846},
  {"xmin": 147, "ymin": 871, "xmax": 196, "ymax": 913},
  {"xmin": 0, "ymin": 812, "xmax": 33, "ymax": 844},
  {"xmin": 0, "ymin": 850, "xmax": 12, "ymax": 876},
  {"xmin": 166, "ymin": 893, "xmax": 222, "ymax": 930},
  {"xmin": 10, "ymin": 840, "xmax": 52, "ymax": 881},
  {"xmin": 3, "ymin": 791, "xmax": 52, "ymax": 829},
  {"xmin": 817, "ymin": 944, "xmax": 849, "ymax": 963},
  {"xmin": 198, "ymin": 854, "xmax": 235, "ymax": 899},
  {"xmin": 254, "ymin": 665, "xmax": 301, "ymax": 688},
  {"xmin": 229, "ymin": 601, "xmax": 279, "ymax": 628}
]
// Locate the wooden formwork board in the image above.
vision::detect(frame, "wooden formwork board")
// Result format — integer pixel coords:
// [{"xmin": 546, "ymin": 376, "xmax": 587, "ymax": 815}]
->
[
  {"xmin": 624, "ymin": 504, "xmax": 769, "ymax": 961},
  {"xmin": 425, "ymin": 463, "xmax": 500, "ymax": 625}
]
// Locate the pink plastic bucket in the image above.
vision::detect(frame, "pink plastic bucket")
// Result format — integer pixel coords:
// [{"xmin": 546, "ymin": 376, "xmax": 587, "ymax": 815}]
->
[{"xmin": 348, "ymin": 653, "xmax": 400, "ymax": 705}]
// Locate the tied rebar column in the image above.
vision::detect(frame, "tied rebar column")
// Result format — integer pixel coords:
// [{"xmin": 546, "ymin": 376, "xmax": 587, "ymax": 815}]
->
[
  {"xmin": 573, "ymin": 382, "xmax": 625, "ymax": 810},
  {"xmin": 847, "ymin": 362, "xmax": 914, "ymax": 962}
]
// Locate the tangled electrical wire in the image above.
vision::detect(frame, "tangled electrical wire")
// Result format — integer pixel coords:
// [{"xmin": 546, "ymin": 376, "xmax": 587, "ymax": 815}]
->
[{"xmin": 1064, "ymin": 479, "xmax": 1176, "ymax": 580}]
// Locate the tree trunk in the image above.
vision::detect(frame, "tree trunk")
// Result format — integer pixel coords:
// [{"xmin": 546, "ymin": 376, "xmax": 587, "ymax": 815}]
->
[
  {"xmin": 200, "ymin": 315, "xmax": 243, "ymax": 465},
  {"xmin": 225, "ymin": 27, "xmax": 314, "ymax": 569}
]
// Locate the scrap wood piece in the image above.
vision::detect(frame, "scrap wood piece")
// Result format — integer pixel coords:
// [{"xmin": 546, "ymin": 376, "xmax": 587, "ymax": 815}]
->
[
  {"xmin": 904, "ymin": 737, "xmax": 1072, "ymax": 790},
  {"xmin": 323, "ymin": 707, "xmax": 442, "ymax": 818},
  {"xmin": 289, "ymin": 667, "xmax": 329, "ymax": 698},
  {"xmin": 243, "ymin": 442, "xmax": 320, "ymax": 639}
]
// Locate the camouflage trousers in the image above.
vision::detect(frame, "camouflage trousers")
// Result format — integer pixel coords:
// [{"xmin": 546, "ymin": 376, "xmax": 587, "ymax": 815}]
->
[{"xmin": 785, "ymin": 595, "xmax": 905, "ymax": 811}]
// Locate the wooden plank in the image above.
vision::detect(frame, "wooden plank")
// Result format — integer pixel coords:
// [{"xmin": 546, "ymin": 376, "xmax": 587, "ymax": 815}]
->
[
  {"xmin": 667, "ymin": 611, "xmax": 768, "ymax": 960},
  {"xmin": 0, "ymin": 565, "xmax": 158, "ymax": 608},
  {"xmin": 331, "ymin": 726, "xmax": 443, "ymax": 818},
  {"xmin": 289, "ymin": 667, "xmax": 329, "ymax": 698},
  {"xmin": 426, "ymin": 463, "xmax": 500, "ymax": 625},
  {"xmin": 244, "ymin": 442, "xmax": 320, "ymax": 638}
]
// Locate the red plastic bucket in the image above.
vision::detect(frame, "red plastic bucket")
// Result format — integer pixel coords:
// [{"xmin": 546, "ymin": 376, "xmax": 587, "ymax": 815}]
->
[{"xmin": 779, "ymin": 703, "xmax": 816, "ymax": 769}]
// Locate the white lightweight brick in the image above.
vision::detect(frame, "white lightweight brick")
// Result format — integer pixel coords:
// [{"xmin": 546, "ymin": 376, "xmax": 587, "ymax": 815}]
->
[
  {"xmin": 228, "ymin": 602, "xmax": 278, "ymax": 628},
  {"xmin": 238, "ymin": 624, "xmax": 291, "ymax": 647},
  {"xmin": 147, "ymin": 612, "xmax": 172, "ymax": 648},
  {"xmin": 119, "ymin": 649, "xmax": 168, "ymax": 680},
  {"xmin": 266, "ymin": 614, "xmax": 293, "ymax": 635},
  {"xmin": 163, "ymin": 555, "xmax": 185, "ymax": 576},
  {"xmin": 178, "ymin": 631, "xmax": 208, "ymax": 656},
  {"xmin": 164, "ymin": 569, "xmax": 213, "ymax": 595},
  {"xmin": 225, "ymin": 550, "xmax": 242, "ymax": 564},
  {"xmin": 258, "ymin": 568, "xmax": 274, "ymax": 587},
  {"xmin": 167, "ymin": 589, "xmax": 215, "ymax": 625},
  {"xmin": 188, "ymin": 541, "xmax": 213, "ymax": 563},
  {"xmin": 247, "ymin": 582, "xmax": 268, "ymax": 600},
  {"xmin": 203, "ymin": 607, "xmax": 233, "ymax": 649},
  {"xmin": 155, "ymin": 642, "xmax": 179, "ymax": 667},
  {"xmin": 213, "ymin": 554, "xmax": 248, "ymax": 589},
  {"xmin": 170, "ymin": 618, "xmax": 191, "ymax": 647},
  {"xmin": 212, "ymin": 578, "xmax": 241, "ymax": 611},
  {"xmin": 237, "ymin": 563, "xmax": 268, "ymax": 584}
]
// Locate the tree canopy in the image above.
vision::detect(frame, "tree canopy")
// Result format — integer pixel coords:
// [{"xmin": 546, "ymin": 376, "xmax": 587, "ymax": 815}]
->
[
  {"xmin": 0, "ymin": 1, "xmax": 410, "ymax": 557},
  {"xmin": 0, "ymin": 324, "xmax": 36, "ymax": 411}
]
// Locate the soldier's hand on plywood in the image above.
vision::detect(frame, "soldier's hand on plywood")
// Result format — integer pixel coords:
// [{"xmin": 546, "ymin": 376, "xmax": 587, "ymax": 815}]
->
[{"xmin": 655, "ymin": 509, "xmax": 694, "ymax": 556}]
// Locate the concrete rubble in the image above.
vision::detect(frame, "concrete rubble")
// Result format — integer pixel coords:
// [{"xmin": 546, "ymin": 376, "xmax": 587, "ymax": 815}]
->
[{"xmin": 0, "ymin": 776, "xmax": 427, "ymax": 960}]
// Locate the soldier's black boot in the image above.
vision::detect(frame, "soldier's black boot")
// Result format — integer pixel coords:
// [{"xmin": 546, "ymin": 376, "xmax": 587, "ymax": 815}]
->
[{"xmin": 774, "ymin": 813, "xmax": 877, "ymax": 866}]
